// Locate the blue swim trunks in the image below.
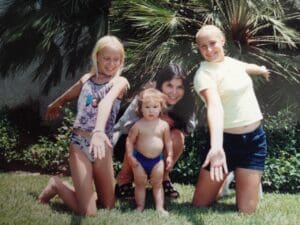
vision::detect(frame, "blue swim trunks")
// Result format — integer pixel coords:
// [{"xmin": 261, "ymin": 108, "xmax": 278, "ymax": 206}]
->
[{"xmin": 133, "ymin": 150, "xmax": 163, "ymax": 176}]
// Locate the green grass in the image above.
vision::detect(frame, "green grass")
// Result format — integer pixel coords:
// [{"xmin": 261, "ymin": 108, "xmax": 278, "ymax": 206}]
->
[{"xmin": 0, "ymin": 172, "xmax": 299, "ymax": 225}]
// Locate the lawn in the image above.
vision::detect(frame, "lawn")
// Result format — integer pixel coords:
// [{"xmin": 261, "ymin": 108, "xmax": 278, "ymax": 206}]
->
[{"xmin": 0, "ymin": 172, "xmax": 299, "ymax": 225}]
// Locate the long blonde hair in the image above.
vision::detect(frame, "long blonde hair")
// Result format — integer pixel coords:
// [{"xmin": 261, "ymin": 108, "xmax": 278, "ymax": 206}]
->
[{"xmin": 90, "ymin": 35, "xmax": 125, "ymax": 77}]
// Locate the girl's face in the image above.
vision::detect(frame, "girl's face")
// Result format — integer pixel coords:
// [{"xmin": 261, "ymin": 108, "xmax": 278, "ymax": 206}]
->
[
  {"xmin": 161, "ymin": 78, "xmax": 184, "ymax": 106},
  {"xmin": 141, "ymin": 99, "xmax": 161, "ymax": 120},
  {"xmin": 97, "ymin": 46, "xmax": 122, "ymax": 76},
  {"xmin": 197, "ymin": 32, "xmax": 225, "ymax": 63}
]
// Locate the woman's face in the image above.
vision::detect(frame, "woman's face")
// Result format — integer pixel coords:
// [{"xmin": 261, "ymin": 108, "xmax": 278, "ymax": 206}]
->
[
  {"xmin": 196, "ymin": 31, "xmax": 225, "ymax": 63},
  {"xmin": 161, "ymin": 78, "xmax": 184, "ymax": 105}
]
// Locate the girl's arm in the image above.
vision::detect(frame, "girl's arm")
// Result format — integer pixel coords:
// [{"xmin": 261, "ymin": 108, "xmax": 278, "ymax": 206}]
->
[
  {"xmin": 245, "ymin": 64, "xmax": 270, "ymax": 81},
  {"xmin": 200, "ymin": 88, "xmax": 228, "ymax": 182},
  {"xmin": 163, "ymin": 122, "xmax": 173, "ymax": 171},
  {"xmin": 46, "ymin": 73, "xmax": 94, "ymax": 120},
  {"xmin": 89, "ymin": 76, "xmax": 129, "ymax": 159},
  {"xmin": 126, "ymin": 124, "xmax": 139, "ymax": 168}
]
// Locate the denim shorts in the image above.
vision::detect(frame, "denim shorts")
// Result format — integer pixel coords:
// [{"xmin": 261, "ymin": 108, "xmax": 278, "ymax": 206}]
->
[{"xmin": 201, "ymin": 126, "xmax": 267, "ymax": 172}]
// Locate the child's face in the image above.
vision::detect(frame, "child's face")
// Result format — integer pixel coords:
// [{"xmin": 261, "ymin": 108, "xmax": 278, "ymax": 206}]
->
[
  {"xmin": 97, "ymin": 46, "xmax": 122, "ymax": 76},
  {"xmin": 196, "ymin": 31, "xmax": 225, "ymax": 63},
  {"xmin": 141, "ymin": 99, "xmax": 162, "ymax": 120}
]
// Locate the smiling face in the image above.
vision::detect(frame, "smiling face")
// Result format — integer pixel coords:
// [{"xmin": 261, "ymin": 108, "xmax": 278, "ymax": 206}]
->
[
  {"xmin": 97, "ymin": 46, "xmax": 123, "ymax": 76},
  {"xmin": 160, "ymin": 78, "xmax": 185, "ymax": 106},
  {"xmin": 196, "ymin": 25, "xmax": 225, "ymax": 63}
]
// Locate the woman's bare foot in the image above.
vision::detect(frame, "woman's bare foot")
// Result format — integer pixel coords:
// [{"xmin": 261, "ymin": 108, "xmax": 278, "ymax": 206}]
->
[{"xmin": 37, "ymin": 177, "xmax": 58, "ymax": 204}]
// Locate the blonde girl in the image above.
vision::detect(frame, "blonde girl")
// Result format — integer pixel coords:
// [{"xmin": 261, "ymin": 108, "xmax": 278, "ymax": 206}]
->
[{"xmin": 38, "ymin": 35, "xmax": 129, "ymax": 216}]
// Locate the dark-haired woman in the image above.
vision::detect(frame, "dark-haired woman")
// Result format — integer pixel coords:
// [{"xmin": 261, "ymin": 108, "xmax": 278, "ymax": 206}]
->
[{"xmin": 115, "ymin": 64, "xmax": 196, "ymax": 198}]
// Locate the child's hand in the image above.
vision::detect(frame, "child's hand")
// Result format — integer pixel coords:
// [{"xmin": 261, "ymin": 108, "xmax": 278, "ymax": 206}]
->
[
  {"xmin": 165, "ymin": 155, "xmax": 173, "ymax": 171},
  {"xmin": 89, "ymin": 132, "xmax": 112, "ymax": 160},
  {"xmin": 260, "ymin": 66, "xmax": 270, "ymax": 81},
  {"xmin": 128, "ymin": 155, "xmax": 139, "ymax": 168}
]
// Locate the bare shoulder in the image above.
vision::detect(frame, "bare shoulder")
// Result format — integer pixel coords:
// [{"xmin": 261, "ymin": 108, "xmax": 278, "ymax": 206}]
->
[
  {"xmin": 159, "ymin": 119, "xmax": 170, "ymax": 129},
  {"xmin": 80, "ymin": 73, "xmax": 94, "ymax": 83},
  {"xmin": 112, "ymin": 76, "xmax": 129, "ymax": 87}
]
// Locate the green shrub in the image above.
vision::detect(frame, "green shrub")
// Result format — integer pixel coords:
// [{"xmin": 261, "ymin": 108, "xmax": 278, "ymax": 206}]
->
[
  {"xmin": 0, "ymin": 108, "xmax": 20, "ymax": 162},
  {"xmin": 263, "ymin": 108, "xmax": 300, "ymax": 192},
  {"xmin": 23, "ymin": 107, "xmax": 74, "ymax": 173}
]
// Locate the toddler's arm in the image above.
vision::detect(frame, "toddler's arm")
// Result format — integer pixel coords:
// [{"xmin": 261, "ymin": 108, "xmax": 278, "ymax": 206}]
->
[{"xmin": 126, "ymin": 123, "xmax": 139, "ymax": 168}]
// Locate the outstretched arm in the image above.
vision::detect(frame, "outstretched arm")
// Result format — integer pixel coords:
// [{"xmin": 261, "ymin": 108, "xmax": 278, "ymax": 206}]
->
[
  {"xmin": 201, "ymin": 88, "xmax": 228, "ymax": 182},
  {"xmin": 46, "ymin": 73, "xmax": 94, "ymax": 120},
  {"xmin": 89, "ymin": 76, "xmax": 129, "ymax": 159},
  {"xmin": 245, "ymin": 64, "xmax": 270, "ymax": 81}
]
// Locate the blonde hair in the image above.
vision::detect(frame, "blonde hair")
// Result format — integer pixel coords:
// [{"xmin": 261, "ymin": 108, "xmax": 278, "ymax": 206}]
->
[
  {"xmin": 195, "ymin": 25, "xmax": 225, "ymax": 44},
  {"xmin": 90, "ymin": 35, "xmax": 125, "ymax": 77},
  {"xmin": 137, "ymin": 88, "xmax": 167, "ymax": 117}
]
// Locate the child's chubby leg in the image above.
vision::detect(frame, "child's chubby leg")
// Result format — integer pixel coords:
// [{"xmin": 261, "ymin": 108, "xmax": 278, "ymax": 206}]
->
[
  {"xmin": 132, "ymin": 163, "xmax": 148, "ymax": 212},
  {"xmin": 150, "ymin": 160, "xmax": 169, "ymax": 216}
]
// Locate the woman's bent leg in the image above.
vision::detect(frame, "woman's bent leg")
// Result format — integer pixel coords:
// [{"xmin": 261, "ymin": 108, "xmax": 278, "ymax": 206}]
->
[
  {"xmin": 116, "ymin": 154, "xmax": 134, "ymax": 186},
  {"xmin": 69, "ymin": 145, "xmax": 97, "ymax": 216},
  {"xmin": 192, "ymin": 168, "xmax": 226, "ymax": 207},
  {"xmin": 163, "ymin": 129, "xmax": 184, "ymax": 181},
  {"xmin": 93, "ymin": 147, "xmax": 115, "ymax": 209},
  {"xmin": 235, "ymin": 168, "xmax": 262, "ymax": 214}
]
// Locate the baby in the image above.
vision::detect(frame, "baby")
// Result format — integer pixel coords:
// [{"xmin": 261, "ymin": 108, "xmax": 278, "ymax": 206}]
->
[{"xmin": 126, "ymin": 88, "xmax": 173, "ymax": 216}]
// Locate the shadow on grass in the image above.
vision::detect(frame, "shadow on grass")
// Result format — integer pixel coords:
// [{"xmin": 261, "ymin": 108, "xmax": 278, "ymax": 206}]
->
[{"xmin": 166, "ymin": 200, "xmax": 236, "ymax": 225}]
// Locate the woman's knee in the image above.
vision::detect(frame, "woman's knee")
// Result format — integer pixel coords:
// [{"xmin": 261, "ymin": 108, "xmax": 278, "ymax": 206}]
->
[
  {"xmin": 80, "ymin": 207, "xmax": 97, "ymax": 217},
  {"xmin": 237, "ymin": 201, "xmax": 258, "ymax": 214},
  {"xmin": 170, "ymin": 129, "xmax": 184, "ymax": 156}
]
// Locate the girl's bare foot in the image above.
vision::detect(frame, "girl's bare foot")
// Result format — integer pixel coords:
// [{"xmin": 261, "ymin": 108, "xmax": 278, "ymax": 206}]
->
[
  {"xmin": 37, "ymin": 177, "xmax": 58, "ymax": 204},
  {"xmin": 135, "ymin": 207, "xmax": 143, "ymax": 213},
  {"xmin": 157, "ymin": 208, "xmax": 169, "ymax": 217}
]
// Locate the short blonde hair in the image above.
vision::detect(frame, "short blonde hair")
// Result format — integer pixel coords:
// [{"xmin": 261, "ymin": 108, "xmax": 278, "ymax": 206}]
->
[
  {"xmin": 90, "ymin": 35, "xmax": 125, "ymax": 76},
  {"xmin": 137, "ymin": 88, "xmax": 167, "ymax": 117},
  {"xmin": 195, "ymin": 25, "xmax": 225, "ymax": 44}
]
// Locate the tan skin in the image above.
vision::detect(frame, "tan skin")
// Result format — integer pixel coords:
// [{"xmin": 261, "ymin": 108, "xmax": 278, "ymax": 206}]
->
[
  {"xmin": 38, "ymin": 44, "xmax": 128, "ymax": 216},
  {"xmin": 42, "ymin": 71, "xmax": 186, "ymax": 199},
  {"xmin": 117, "ymin": 78, "xmax": 186, "ymax": 193},
  {"xmin": 126, "ymin": 95, "xmax": 173, "ymax": 216},
  {"xmin": 192, "ymin": 25, "xmax": 270, "ymax": 214}
]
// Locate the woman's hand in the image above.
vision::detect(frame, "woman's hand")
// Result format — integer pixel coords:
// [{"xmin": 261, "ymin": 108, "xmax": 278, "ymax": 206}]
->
[
  {"xmin": 260, "ymin": 66, "xmax": 270, "ymax": 81},
  {"xmin": 89, "ymin": 132, "xmax": 112, "ymax": 160},
  {"xmin": 46, "ymin": 103, "xmax": 61, "ymax": 120},
  {"xmin": 202, "ymin": 148, "xmax": 228, "ymax": 182}
]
